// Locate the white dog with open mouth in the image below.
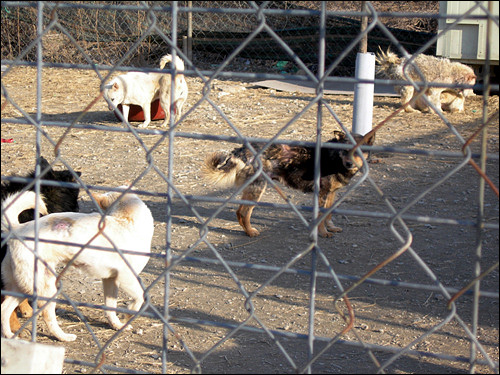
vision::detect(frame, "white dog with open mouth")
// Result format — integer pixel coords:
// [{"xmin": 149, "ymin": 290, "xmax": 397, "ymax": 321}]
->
[
  {"xmin": 103, "ymin": 54, "xmax": 188, "ymax": 128},
  {"xmin": 1, "ymin": 187, "xmax": 154, "ymax": 342}
]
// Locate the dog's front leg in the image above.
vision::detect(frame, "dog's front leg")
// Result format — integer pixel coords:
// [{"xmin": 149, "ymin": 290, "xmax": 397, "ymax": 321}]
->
[
  {"xmin": 401, "ymin": 86, "xmax": 417, "ymax": 112},
  {"xmin": 237, "ymin": 182, "xmax": 266, "ymax": 237},
  {"xmin": 37, "ymin": 277, "xmax": 77, "ymax": 341},
  {"xmin": 41, "ymin": 300, "xmax": 77, "ymax": 341},
  {"xmin": 139, "ymin": 103, "xmax": 151, "ymax": 128},
  {"xmin": 121, "ymin": 104, "xmax": 130, "ymax": 125},
  {"xmin": 426, "ymin": 89, "xmax": 443, "ymax": 114}
]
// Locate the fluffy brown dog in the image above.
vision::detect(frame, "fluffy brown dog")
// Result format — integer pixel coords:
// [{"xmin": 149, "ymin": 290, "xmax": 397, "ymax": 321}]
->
[
  {"xmin": 203, "ymin": 131, "xmax": 375, "ymax": 238},
  {"xmin": 376, "ymin": 48, "xmax": 476, "ymax": 113}
]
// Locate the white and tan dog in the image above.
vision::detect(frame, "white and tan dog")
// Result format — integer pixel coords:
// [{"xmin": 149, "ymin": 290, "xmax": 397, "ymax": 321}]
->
[
  {"xmin": 376, "ymin": 48, "xmax": 476, "ymax": 113},
  {"xmin": 103, "ymin": 54, "xmax": 188, "ymax": 127},
  {"xmin": 1, "ymin": 187, "xmax": 154, "ymax": 342}
]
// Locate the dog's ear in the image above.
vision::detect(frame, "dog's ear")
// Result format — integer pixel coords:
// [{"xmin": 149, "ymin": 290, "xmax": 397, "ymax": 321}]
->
[
  {"xmin": 39, "ymin": 157, "xmax": 50, "ymax": 169},
  {"xmin": 352, "ymin": 132, "xmax": 375, "ymax": 146},
  {"xmin": 66, "ymin": 170, "xmax": 81, "ymax": 181},
  {"xmin": 39, "ymin": 157, "xmax": 54, "ymax": 176},
  {"xmin": 112, "ymin": 82, "xmax": 119, "ymax": 90},
  {"xmin": 331, "ymin": 131, "xmax": 346, "ymax": 141},
  {"xmin": 364, "ymin": 132, "xmax": 376, "ymax": 146},
  {"xmin": 31, "ymin": 157, "xmax": 55, "ymax": 179}
]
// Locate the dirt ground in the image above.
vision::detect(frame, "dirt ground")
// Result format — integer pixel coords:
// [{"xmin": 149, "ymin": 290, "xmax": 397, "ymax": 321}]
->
[{"xmin": 1, "ymin": 66, "xmax": 499, "ymax": 374}]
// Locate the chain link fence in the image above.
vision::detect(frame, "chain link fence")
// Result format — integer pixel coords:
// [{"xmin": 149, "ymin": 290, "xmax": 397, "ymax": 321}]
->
[
  {"xmin": 1, "ymin": 1, "xmax": 499, "ymax": 374},
  {"xmin": 1, "ymin": 1, "xmax": 437, "ymax": 74}
]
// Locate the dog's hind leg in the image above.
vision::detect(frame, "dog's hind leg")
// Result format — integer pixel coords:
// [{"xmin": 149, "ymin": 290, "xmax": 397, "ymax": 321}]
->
[
  {"xmin": 118, "ymin": 277, "xmax": 145, "ymax": 323},
  {"xmin": 173, "ymin": 98, "xmax": 184, "ymax": 122},
  {"xmin": 8, "ymin": 299, "xmax": 33, "ymax": 334},
  {"xmin": 1, "ymin": 295, "xmax": 23, "ymax": 338},
  {"xmin": 426, "ymin": 88, "xmax": 443, "ymax": 114},
  {"xmin": 102, "ymin": 277, "xmax": 132, "ymax": 330},
  {"xmin": 318, "ymin": 190, "xmax": 342, "ymax": 238},
  {"xmin": 18, "ymin": 298, "xmax": 33, "ymax": 317},
  {"xmin": 236, "ymin": 181, "xmax": 267, "ymax": 237},
  {"xmin": 159, "ymin": 80, "xmax": 172, "ymax": 127}
]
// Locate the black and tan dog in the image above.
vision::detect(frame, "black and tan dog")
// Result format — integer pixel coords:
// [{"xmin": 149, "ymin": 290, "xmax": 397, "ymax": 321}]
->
[
  {"xmin": 203, "ymin": 131, "xmax": 375, "ymax": 237},
  {"xmin": 1, "ymin": 157, "xmax": 81, "ymax": 334}
]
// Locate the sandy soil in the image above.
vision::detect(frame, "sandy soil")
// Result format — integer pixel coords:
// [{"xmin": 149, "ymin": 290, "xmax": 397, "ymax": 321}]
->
[{"xmin": 1, "ymin": 66, "xmax": 499, "ymax": 374}]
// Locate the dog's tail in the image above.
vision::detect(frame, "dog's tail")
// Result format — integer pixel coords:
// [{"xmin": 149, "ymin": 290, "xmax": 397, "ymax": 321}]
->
[
  {"xmin": 375, "ymin": 46, "xmax": 402, "ymax": 78},
  {"xmin": 159, "ymin": 54, "xmax": 185, "ymax": 71},
  {"xmin": 1, "ymin": 190, "xmax": 48, "ymax": 230},
  {"xmin": 202, "ymin": 151, "xmax": 247, "ymax": 187}
]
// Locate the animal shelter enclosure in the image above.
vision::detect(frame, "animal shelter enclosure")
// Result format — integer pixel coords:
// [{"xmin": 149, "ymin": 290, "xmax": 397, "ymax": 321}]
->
[{"xmin": 1, "ymin": 1, "xmax": 499, "ymax": 374}]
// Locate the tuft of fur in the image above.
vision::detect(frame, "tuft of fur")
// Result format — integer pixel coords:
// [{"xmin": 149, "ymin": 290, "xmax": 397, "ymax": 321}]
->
[
  {"xmin": 203, "ymin": 151, "xmax": 248, "ymax": 187},
  {"xmin": 375, "ymin": 48, "xmax": 403, "ymax": 79},
  {"xmin": 375, "ymin": 47, "xmax": 476, "ymax": 113}
]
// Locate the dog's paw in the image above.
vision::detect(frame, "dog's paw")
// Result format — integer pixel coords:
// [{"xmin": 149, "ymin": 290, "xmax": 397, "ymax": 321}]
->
[
  {"xmin": 2, "ymin": 330, "xmax": 15, "ymax": 339},
  {"xmin": 59, "ymin": 333, "xmax": 77, "ymax": 342},
  {"xmin": 245, "ymin": 228, "xmax": 260, "ymax": 237},
  {"xmin": 318, "ymin": 230, "xmax": 335, "ymax": 238},
  {"xmin": 109, "ymin": 320, "xmax": 133, "ymax": 331},
  {"xmin": 326, "ymin": 223, "xmax": 343, "ymax": 233},
  {"xmin": 138, "ymin": 122, "xmax": 149, "ymax": 128}
]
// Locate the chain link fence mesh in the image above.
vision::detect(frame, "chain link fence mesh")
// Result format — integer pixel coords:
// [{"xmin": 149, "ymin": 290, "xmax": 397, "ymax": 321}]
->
[
  {"xmin": 1, "ymin": 1, "xmax": 437, "ymax": 74},
  {"xmin": 1, "ymin": 1, "xmax": 499, "ymax": 374}
]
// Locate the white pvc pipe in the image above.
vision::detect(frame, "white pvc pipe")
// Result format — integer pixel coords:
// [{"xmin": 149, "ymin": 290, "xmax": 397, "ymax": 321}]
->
[{"xmin": 352, "ymin": 52, "xmax": 375, "ymax": 136}]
